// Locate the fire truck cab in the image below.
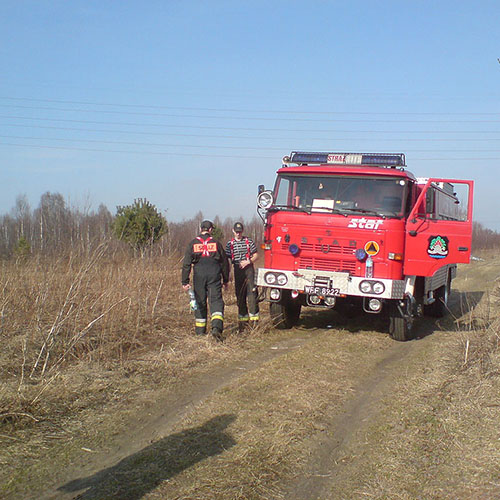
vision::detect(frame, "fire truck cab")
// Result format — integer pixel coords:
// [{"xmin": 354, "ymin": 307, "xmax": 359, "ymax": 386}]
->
[{"xmin": 256, "ymin": 151, "xmax": 474, "ymax": 341}]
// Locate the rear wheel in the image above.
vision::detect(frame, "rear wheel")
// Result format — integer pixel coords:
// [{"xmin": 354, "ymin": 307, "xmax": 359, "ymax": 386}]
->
[
  {"xmin": 270, "ymin": 293, "xmax": 302, "ymax": 329},
  {"xmin": 424, "ymin": 278, "xmax": 451, "ymax": 318}
]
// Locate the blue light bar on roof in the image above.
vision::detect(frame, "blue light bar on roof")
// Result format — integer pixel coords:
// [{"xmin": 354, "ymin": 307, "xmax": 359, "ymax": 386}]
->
[{"xmin": 288, "ymin": 151, "xmax": 406, "ymax": 167}]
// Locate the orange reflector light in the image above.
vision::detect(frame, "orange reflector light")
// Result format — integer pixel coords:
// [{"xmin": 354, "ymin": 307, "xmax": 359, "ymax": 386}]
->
[{"xmin": 388, "ymin": 252, "xmax": 403, "ymax": 261}]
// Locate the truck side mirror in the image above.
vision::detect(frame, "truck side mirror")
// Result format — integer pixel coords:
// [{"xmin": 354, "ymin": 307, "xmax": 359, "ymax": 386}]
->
[{"xmin": 258, "ymin": 185, "xmax": 265, "ymax": 194}]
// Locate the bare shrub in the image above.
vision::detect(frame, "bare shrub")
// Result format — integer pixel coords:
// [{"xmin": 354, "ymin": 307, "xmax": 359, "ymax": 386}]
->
[{"xmin": 0, "ymin": 246, "xmax": 192, "ymax": 412}]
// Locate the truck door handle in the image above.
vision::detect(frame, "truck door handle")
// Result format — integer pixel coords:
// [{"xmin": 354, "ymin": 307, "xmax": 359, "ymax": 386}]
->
[
  {"xmin": 409, "ymin": 230, "xmax": 417, "ymax": 237},
  {"xmin": 458, "ymin": 247, "xmax": 468, "ymax": 251}
]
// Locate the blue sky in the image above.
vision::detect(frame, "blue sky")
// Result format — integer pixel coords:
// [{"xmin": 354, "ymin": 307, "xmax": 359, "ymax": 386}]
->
[{"xmin": 1, "ymin": 0, "xmax": 499, "ymax": 229}]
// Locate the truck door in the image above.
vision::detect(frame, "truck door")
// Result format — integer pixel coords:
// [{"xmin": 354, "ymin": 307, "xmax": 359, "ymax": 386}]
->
[{"xmin": 404, "ymin": 179, "xmax": 474, "ymax": 277}]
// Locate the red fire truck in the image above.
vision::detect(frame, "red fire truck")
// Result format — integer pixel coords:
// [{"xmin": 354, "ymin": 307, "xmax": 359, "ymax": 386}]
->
[{"xmin": 256, "ymin": 151, "xmax": 474, "ymax": 341}]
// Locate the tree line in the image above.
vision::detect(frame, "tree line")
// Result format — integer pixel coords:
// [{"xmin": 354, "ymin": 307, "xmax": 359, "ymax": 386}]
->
[
  {"xmin": 0, "ymin": 192, "xmax": 264, "ymax": 258},
  {"xmin": 1, "ymin": 191, "xmax": 499, "ymax": 259}
]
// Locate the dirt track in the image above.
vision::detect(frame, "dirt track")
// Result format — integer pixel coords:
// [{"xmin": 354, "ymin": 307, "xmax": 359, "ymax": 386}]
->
[
  {"xmin": 41, "ymin": 332, "xmax": 318, "ymax": 499},
  {"xmin": 10, "ymin": 260, "xmax": 500, "ymax": 499},
  {"xmin": 44, "ymin": 328, "xmax": 417, "ymax": 499}
]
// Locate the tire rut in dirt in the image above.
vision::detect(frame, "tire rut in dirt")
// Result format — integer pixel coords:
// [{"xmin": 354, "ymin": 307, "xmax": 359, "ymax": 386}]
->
[
  {"xmin": 41, "ymin": 332, "xmax": 316, "ymax": 500},
  {"xmin": 286, "ymin": 339, "xmax": 415, "ymax": 500}
]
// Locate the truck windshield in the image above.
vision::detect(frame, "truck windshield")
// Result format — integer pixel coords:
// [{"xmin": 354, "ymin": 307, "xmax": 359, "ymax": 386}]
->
[{"xmin": 273, "ymin": 174, "xmax": 408, "ymax": 217}]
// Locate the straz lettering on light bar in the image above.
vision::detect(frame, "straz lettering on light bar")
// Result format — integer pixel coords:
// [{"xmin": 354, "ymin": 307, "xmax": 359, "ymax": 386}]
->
[
  {"xmin": 289, "ymin": 151, "xmax": 405, "ymax": 167},
  {"xmin": 347, "ymin": 218, "xmax": 383, "ymax": 230},
  {"xmin": 327, "ymin": 153, "xmax": 347, "ymax": 163}
]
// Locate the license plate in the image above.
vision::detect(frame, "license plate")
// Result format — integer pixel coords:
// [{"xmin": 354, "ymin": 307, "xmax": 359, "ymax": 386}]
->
[{"xmin": 304, "ymin": 286, "xmax": 340, "ymax": 297}]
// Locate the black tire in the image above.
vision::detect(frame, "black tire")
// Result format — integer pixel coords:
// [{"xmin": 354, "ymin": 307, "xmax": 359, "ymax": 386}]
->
[
  {"xmin": 424, "ymin": 279, "xmax": 450, "ymax": 318},
  {"xmin": 389, "ymin": 315, "xmax": 413, "ymax": 341},
  {"xmin": 388, "ymin": 300, "xmax": 414, "ymax": 341},
  {"xmin": 270, "ymin": 298, "xmax": 301, "ymax": 329}
]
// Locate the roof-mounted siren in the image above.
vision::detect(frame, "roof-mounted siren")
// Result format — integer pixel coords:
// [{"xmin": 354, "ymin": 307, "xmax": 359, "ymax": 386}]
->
[{"xmin": 288, "ymin": 151, "xmax": 406, "ymax": 169}]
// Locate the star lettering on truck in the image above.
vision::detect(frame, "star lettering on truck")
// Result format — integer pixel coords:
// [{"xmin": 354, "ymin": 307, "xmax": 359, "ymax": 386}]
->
[{"xmin": 348, "ymin": 218, "xmax": 383, "ymax": 230}]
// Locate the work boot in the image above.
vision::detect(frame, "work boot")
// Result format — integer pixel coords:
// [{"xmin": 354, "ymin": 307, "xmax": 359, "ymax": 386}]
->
[{"xmin": 211, "ymin": 328, "xmax": 223, "ymax": 342}]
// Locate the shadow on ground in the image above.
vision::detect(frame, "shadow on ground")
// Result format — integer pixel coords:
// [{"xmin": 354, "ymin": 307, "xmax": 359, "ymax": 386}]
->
[
  {"xmin": 57, "ymin": 414, "xmax": 236, "ymax": 500},
  {"xmin": 295, "ymin": 290, "xmax": 485, "ymax": 339}
]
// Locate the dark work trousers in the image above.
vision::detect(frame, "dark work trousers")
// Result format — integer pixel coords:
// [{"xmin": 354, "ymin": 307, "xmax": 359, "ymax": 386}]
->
[
  {"xmin": 234, "ymin": 264, "xmax": 259, "ymax": 323},
  {"xmin": 193, "ymin": 271, "xmax": 224, "ymax": 335}
]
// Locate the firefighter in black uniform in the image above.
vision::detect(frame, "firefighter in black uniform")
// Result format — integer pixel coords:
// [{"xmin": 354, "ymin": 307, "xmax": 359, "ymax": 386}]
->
[
  {"xmin": 182, "ymin": 220, "xmax": 229, "ymax": 340},
  {"xmin": 225, "ymin": 221, "xmax": 259, "ymax": 332}
]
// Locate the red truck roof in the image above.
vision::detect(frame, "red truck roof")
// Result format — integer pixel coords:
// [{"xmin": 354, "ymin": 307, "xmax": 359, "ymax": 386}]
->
[{"xmin": 277, "ymin": 164, "xmax": 417, "ymax": 181}]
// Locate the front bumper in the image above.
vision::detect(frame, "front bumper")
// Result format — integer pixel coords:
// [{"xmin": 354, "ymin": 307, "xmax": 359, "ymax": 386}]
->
[{"xmin": 256, "ymin": 267, "xmax": 405, "ymax": 300}]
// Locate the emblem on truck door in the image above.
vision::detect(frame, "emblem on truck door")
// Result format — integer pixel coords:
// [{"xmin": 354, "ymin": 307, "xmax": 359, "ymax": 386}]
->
[{"xmin": 427, "ymin": 235, "xmax": 449, "ymax": 259}]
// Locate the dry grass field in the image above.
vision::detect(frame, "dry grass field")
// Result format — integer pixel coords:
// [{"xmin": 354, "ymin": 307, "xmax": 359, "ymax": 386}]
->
[{"xmin": 1, "ymin": 248, "xmax": 499, "ymax": 499}]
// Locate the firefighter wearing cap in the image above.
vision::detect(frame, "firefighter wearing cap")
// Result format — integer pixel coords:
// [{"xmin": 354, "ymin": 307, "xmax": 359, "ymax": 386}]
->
[
  {"xmin": 182, "ymin": 220, "xmax": 229, "ymax": 340},
  {"xmin": 225, "ymin": 222, "xmax": 259, "ymax": 331}
]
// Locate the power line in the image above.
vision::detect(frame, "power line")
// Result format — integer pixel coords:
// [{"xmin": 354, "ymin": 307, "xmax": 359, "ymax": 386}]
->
[
  {"xmin": 0, "ymin": 134, "xmax": 284, "ymax": 151},
  {"xmin": 1, "ymin": 95, "xmax": 500, "ymax": 116},
  {"xmin": 2, "ymin": 115, "xmax": 500, "ymax": 134},
  {"xmin": 2, "ymin": 141, "xmax": 500, "ymax": 161},
  {"xmin": 3, "ymin": 134, "xmax": 500, "ymax": 152},
  {"xmin": 3, "ymin": 103, "xmax": 500, "ymax": 123},
  {"xmin": 2, "ymin": 121, "xmax": 498, "ymax": 144},
  {"xmin": 0, "ymin": 142, "xmax": 277, "ymax": 159},
  {"xmin": 2, "ymin": 123, "xmax": 500, "ymax": 142}
]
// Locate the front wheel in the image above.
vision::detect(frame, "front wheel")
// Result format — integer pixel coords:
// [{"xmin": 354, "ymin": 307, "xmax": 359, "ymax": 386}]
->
[
  {"xmin": 388, "ymin": 299, "xmax": 415, "ymax": 341},
  {"xmin": 270, "ymin": 295, "xmax": 301, "ymax": 329}
]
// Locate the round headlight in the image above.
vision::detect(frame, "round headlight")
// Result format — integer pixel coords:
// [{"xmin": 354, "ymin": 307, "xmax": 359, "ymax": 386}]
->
[
  {"xmin": 368, "ymin": 298, "xmax": 382, "ymax": 312},
  {"xmin": 359, "ymin": 281, "xmax": 372, "ymax": 293},
  {"xmin": 270, "ymin": 288, "xmax": 281, "ymax": 300},
  {"xmin": 257, "ymin": 190, "xmax": 274, "ymax": 209},
  {"xmin": 277, "ymin": 274, "xmax": 288, "ymax": 286},
  {"xmin": 309, "ymin": 294, "xmax": 321, "ymax": 305},
  {"xmin": 265, "ymin": 273, "xmax": 277, "ymax": 285},
  {"xmin": 372, "ymin": 282, "xmax": 385, "ymax": 294},
  {"xmin": 324, "ymin": 296, "xmax": 336, "ymax": 307}
]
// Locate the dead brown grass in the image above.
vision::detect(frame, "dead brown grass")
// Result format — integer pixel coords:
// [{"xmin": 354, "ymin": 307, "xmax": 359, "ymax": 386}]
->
[
  {"xmin": 0, "ymin": 247, "xmax": 265, "ymax": 497},
  {"xmin": 0, "ymin": 246, "xmax": 243, "ymax": 431},
  {"xmin": 332, "ymin": 272, "xmax": 500, "ymax": 499},
  {"xmin": 1, "ymin": 251, "xmax": 499, "ymax": 499}
]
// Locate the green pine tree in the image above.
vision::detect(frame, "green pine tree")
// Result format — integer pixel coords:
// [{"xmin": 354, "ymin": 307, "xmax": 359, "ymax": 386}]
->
[
  {"xmin": 14, "ymin": 236, "xmax": 31, "ymax": 259},
  {"xmin": 113, "ymin": 198, "xmax": 167, "ymax": 254},
  {"xmin": 212, "ymin": 225, "xmax": 224, "ymax": 242}
]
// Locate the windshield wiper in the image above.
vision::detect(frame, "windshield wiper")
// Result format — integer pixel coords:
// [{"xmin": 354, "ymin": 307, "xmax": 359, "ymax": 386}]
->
[
  {"xmin": 269, "ymin": 205, "xmax": 310, "ymax": 214},
  {"xmin": 340, "ymin": 207, "xmax": 387, "ymax": 218},
  {"xmin": 309, "ymin": 206, "xmax": 348, "ymax": 216}
]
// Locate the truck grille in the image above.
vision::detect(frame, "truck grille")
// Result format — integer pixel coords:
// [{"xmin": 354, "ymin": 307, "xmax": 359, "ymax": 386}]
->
[
  {"xmin": 281, "ymin": 243, "xmax": 357, "ymax": 273},
  {"xmin": 299, "ymin": 257, "xmax": 357, "ymax": 273},
  {"xmin": 298, "ymin": 243, "xmax": 355, "ymax": 256}
]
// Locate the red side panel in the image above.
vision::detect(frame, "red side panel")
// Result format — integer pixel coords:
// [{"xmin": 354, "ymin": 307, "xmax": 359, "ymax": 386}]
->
[{"xmin": 404, "ymin": 179, "xmax": 474, "ymax": 277}]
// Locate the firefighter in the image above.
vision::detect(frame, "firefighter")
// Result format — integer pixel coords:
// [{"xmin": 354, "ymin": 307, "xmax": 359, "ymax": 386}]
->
[
  {"xmin": 225, "ymin": 222, "xmax": 259, "ymax": 332},
  {"xmin": 182, "ymin": 220, "xmax": 229, "ymax": 341}
]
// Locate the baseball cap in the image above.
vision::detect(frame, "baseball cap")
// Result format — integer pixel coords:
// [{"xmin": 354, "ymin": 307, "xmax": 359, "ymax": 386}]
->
[
  {"xmin": 233, "ymin": 222, "xmax": 244, "ymax": 232},
  {"xmin": 200, "ymin": 220, "xmax": 214, "ymax": 230}
]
